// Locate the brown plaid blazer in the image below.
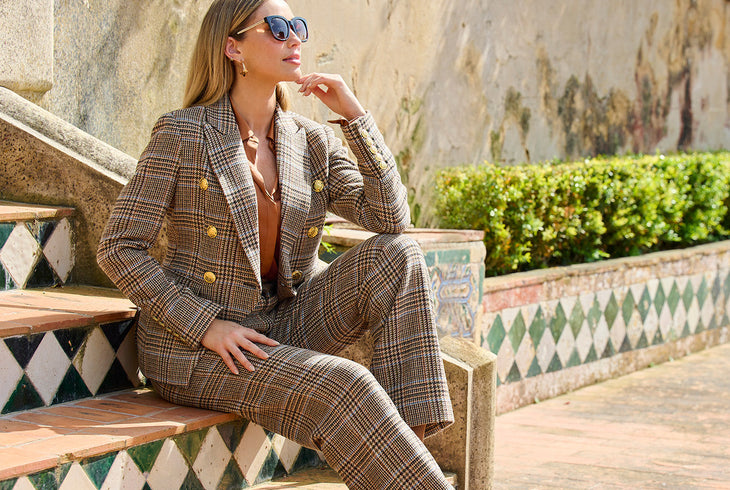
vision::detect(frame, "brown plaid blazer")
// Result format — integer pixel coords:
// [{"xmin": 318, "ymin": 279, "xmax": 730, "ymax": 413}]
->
[{"xmin": 97, "ymin": 94, "xmax": 410, "ymax": 386}]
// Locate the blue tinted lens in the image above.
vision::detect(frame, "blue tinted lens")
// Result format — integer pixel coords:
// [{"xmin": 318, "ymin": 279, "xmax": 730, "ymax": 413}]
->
[
  {"xmin": 268, "ymin": 16, "xmax": 289, "ymax": 40},
  {"xmin": 291, "ymin": 18, "xmax": 308, "ymax": 42}
]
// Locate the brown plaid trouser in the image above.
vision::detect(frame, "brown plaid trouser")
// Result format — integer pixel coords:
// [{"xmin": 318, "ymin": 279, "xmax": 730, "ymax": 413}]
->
[{"xmin": 152, "ymin": 234, "xmax": 454, "ymax": 489}]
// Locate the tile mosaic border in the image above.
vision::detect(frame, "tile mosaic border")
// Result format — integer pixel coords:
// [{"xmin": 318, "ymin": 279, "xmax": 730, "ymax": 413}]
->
[{"xmin": 482, "ymin": 269, "xmax": 730, "ymax": 387}]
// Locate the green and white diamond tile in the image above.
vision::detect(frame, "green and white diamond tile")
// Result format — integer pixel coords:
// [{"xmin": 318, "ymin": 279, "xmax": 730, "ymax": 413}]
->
[
  {"xmin": 1, "ymin": 422, "xmax": 320, "ymax": 490},
  {"xmin": 0, "ymin": 219, "xmax": 73, "ymax": 291},
  {"xmin": 482, "ymin": 269, "xmax": 730, "ymax": 385},
  {"xmin": 0, "ymin": 319, "xmax": 140, "ymax": 414}
]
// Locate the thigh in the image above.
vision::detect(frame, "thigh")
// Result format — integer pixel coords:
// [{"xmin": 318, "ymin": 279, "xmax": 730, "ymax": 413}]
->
[
  {"xmin": 151, "ymin": 342, "xmax": 376, "ymax": 449},
  {"xmin": 268, "ymin": 235, "xmax": 391, "ymax": 353}
]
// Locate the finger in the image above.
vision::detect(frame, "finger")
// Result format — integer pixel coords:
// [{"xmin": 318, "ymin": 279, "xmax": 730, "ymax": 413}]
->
[
  {"xmin": 299, "ymin": 76, "xmax": 324, "ymax": 94},
  {"xmin": 309, "ymin": 86, "xmax": 328, "ymax": 100},
  {"xmin": 239, "ymin": 338, "xmax": 270, "ymax": 360},
  {"xmin": 220, "ymin": 350, "xmax": 240, "ymax": 375},
  {"xmin": 230, "ymin": 344, "xmax": 255, "ymax": 372},
  {"xmin": 249, "ymin": 332, "xmax": 280, "ymax": 347}
]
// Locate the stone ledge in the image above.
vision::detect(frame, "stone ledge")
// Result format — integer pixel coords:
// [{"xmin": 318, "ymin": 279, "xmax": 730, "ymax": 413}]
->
[{"xmin": 0, "ymin": 201, "xmax": 75, "ymax": 222}]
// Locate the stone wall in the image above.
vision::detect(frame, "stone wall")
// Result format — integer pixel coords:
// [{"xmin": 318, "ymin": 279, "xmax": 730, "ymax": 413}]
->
[{"xmin": 3, "ymin": 0, "xmax": 729, "ymax": 224}]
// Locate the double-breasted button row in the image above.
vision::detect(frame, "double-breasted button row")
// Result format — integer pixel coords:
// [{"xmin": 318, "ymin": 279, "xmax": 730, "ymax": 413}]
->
[
  {"xmin": 199, "ymin": 178, "xmax": 209, "ymax": 190},
  {"xmin": 207, "ymin": 226, "xmax": 217, "ymax": 238}
]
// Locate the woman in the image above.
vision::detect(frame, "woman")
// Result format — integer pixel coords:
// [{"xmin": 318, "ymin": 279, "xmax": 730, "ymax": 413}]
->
[{"xmin": 97, "ymin": 0, "xmax": 454, "ymax": 487}]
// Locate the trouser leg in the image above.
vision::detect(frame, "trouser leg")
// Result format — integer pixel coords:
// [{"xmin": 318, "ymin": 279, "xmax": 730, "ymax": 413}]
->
[
  {"xmin": 271, "ymin": 234, "xmax": 453, "ymax": 436},
  {"xmin": 153, "ymin": 344, "xmax": 453, "ymax": 489}
]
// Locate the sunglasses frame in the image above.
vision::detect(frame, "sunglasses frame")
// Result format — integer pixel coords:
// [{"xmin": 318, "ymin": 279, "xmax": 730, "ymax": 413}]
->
[{"xmin": 236, "ymin": 15, "xmax": 309, "ymax": 42}]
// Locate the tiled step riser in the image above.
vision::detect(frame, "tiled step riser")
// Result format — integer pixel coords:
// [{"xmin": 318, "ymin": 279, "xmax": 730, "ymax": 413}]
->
[
  {"xmin": 4, "ymin": 444, "xmax": 319, "ymax": 490},
  {"xmin": 1, "ymin": 318, "xmax": 140, "ymax": 414},
  {"xmin": 0, "ymin": 391, "xmax": 321, "ymax": 489},
  {"xmin": 0, "ymin": 217, "xmax": 74, "ymax": 290}
]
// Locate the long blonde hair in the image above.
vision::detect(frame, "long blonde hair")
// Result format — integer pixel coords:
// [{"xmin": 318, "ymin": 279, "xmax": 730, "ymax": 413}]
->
[{"xmin": 183, "ymin": 0, "xmax": 290, "ymax": 109}]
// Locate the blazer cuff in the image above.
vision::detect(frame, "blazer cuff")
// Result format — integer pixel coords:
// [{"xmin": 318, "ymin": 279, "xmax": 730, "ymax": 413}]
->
[
  {"xmin": 337, "ymin": 112, "xmax": 396, "ymax": 179},
  {"xmin": 151, "ymin": 289, "xmax": 223, "ymax": 348}
]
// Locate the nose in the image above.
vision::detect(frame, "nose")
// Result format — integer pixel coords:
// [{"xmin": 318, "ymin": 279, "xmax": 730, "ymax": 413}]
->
[{"xmin": 287, "ymin": 31, "xmax": 302, "ymax": 47}]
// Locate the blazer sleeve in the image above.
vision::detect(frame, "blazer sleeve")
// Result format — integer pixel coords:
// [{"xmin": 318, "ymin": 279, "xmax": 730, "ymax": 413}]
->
[
  {"xmin": 325, "ymin": 112, "xmax": 411, "ymax": 233},
  {"xmin": 97, "ymin": 113, "xmax": 222, "ymax": 348}
]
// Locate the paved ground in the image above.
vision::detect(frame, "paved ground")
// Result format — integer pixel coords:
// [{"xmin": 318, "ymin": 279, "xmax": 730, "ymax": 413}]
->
[{"xmin": 494, "ymin": 343, "xmax": 730, "ymax": 489}]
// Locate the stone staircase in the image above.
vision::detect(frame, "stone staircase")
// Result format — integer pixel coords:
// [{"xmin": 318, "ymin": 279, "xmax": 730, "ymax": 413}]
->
[{"xmin": 0, "ymin": 202, "xmax": 463, "ymax": 489}]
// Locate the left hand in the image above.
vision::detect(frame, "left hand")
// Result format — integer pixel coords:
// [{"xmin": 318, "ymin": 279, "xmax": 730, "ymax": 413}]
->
[{"xmin": 296, "ymin": 73, "xmax": 366, "ymax": 121}]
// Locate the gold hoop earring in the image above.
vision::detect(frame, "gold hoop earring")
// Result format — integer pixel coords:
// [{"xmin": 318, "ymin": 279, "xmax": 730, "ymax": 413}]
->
[{"xmin": 239, "ymin": 59, "xmax": 248, "ymax": 77}]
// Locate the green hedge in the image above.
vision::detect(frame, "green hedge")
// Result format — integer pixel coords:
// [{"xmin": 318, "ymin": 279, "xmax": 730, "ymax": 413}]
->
[{"xmin": 434, "ymin": 152, "xmax": 730, "ymax": 276}]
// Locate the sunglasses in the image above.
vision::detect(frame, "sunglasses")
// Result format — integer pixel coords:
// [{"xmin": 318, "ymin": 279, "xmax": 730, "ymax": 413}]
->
[{"xmin": 237, "ymin": 15, "xmax": 309, "ymax": 42}]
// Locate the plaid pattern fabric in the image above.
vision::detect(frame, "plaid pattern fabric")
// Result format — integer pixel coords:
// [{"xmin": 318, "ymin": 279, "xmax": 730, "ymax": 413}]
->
[{"xmin": 98, "ymin": 95, "xmax": 453, "ymax": 488}]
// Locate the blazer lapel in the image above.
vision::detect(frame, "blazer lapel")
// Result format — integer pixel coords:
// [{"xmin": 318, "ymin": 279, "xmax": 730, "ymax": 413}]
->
[
  {"xmin": 204, "ymin": 95, "xmax": 262, "ymax": 288},
  {"xmin": 275, "ymin": 108, "xmax": 311, "ymax": 287}
]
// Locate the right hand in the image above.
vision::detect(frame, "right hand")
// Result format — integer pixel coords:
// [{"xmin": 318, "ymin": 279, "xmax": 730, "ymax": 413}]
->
[{"xmin": 201, "ymin": 319, "xmax": 279, "ymax": 374}]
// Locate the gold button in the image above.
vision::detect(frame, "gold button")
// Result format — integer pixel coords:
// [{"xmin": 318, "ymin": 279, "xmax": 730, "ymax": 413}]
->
[
  {"xmin": 204, "ymin": 272, "xmax": 216, "ymax": 284},
  {"xmin": 307, "ymin": 226, "xmax": 319, "ymax": 238},
  {"xmin": 199, "ymin": 178, "xmax": 209, "ymax": 190},
  {"xmin": 292, "ymin": 270, "xmax": 303, "ymax": 282},
  {"xmin": 379, "ymin": 161, "xmax": 388, "ymax": 170},
  {"xmin": 313, "ymin": 180, "xmax": 324, "ymax": 193},
  {"xmin": 207, "ymin": 226, "xmax": 217, "ymax": 238}
]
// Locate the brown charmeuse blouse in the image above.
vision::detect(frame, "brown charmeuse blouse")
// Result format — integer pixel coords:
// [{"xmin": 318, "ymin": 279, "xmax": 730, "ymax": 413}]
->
[{"xmin": 238, "ymin": 117, "xmax": 281, "ymax": 283}]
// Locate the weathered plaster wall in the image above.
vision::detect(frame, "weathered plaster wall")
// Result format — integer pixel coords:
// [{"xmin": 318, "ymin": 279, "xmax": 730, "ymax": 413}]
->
[{"xmin": 31, "ymin": 0, "xmax": 730, "ymax": 224}]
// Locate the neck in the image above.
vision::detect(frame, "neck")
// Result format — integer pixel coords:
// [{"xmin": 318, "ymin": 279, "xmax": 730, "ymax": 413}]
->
[{"xmin": 228, "ymin": 77, "xmax": 278, "ymax": 134}]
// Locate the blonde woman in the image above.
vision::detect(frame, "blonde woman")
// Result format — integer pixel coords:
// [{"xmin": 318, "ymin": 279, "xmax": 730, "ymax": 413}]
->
[{"xmin": 98, "ymin": 0, "xmax": 453, "ymax": 487}]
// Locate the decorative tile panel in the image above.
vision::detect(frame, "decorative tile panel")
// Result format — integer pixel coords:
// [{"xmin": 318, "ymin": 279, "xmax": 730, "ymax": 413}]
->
[
  {"xmin": 0, "ymin": 318, "xmax": 140, "ymax": 414},
  {"xmin": 482, "ymin": 267, "xmax": 730, "ymax": 385},
  {"xmin": 0, "ymin": 217, "xmax": 74, "ymax": 290}
]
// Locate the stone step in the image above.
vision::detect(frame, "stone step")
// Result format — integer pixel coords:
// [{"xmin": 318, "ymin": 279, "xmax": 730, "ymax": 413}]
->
[
  {"xmin": 0, "ymin": 287, "xmax": 140, "ymax": 414},
  {"xmin": 0, "ymin": 388, "xmax": 320, "ymax": 489},
  {"xmin": 0, "ymin": 201, "xmax": 76, "ymax": 290},
  {"xmin": 252, "ymin": 467, "xmax": 459, "ymax": 489}
]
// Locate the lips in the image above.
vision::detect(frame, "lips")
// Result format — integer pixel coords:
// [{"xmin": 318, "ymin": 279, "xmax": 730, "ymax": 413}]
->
[{"xmin": 283, "ymin": 53, "xmax": 301, "ymax": 64}]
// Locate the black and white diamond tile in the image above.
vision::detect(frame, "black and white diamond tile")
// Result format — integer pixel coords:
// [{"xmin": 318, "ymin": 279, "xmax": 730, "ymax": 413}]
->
[
  {"xmin": 0, "ymin": 218, "xmax": 73, "ymax": 290},
  {"xmin": 3, "ymin": 421, "xmax": 321, "ymax": 490},
  {"xmin": 0, "ymin": 318, "xmax": 140, "ymax": 414}
]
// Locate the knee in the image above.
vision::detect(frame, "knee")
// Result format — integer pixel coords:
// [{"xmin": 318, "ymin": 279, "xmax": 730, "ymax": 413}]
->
[
  {"xmin": 362, "ymin": 234, "xmax": 425, "ymax": 268},
  {"xmin": 323, "ymin": 359, "xmax": 393, "ymax": 414}
]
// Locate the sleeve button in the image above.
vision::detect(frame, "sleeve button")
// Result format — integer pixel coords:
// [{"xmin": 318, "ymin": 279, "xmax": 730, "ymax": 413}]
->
[{"xmin": 307, "ymin": 226, "xmax": 319, "ymax": 238}]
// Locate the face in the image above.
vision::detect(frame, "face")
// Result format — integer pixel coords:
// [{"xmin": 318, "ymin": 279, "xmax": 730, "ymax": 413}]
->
[{"xmin": 232, "ymin": 0, "xmax": 303, "ymax": 83}]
